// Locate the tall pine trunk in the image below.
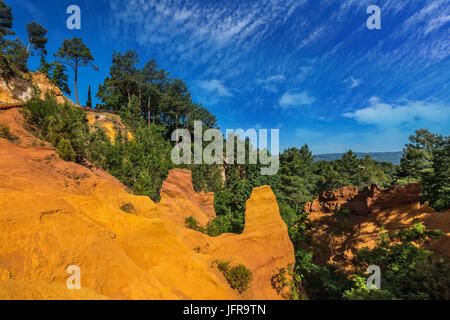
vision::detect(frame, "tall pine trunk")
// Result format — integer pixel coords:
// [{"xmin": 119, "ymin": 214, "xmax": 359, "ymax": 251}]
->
[
  {"xmin": 147, "ymin": 95, "xmax": 151, "ymax": 130},
  {"xmin": 175, "ymin": 113, "xmax": 179, "ymax": 143},
  {"xmin": 74, "ymin": 63, "xmax": 79, "ymax": 105}
]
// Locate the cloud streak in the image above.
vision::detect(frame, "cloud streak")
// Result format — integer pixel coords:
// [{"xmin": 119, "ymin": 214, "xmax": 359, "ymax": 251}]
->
[
  {"xmin": 280, "ymin": 91, "xmax": 316, "ymax": 109},
  {"xmin": 343, "ymin": 97, "xmax": 450, "ymax": 130}
]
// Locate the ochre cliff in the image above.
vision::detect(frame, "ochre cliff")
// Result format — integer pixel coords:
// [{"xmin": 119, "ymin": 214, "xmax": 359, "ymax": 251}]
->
[
  {"xmin": 157, "ymin": 169, "xmax": 216, "ymax": 226},
  {"xmin": 0, "ymin": 107, "xmax": 294, "ymax": 300},
  {"xmin": 86, "ymin": 112, "xmax": 133, "ymax": 143},
  {"xmin": 0, "ymin": 72, "xmax": 74, "ymax": 105},
  {"xmin": 303, "ymin": 184, "xmax": 450, "ymax": 271}
]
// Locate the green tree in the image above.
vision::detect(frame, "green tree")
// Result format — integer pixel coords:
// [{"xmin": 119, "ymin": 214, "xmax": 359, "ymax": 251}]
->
[
  {"xmin": 86, "ymin": 84, "xmax": 92, "ymax": 107},
  {"xmin": 25, "ymin": 21, "xmax": 48, "ymax": 58},
  {"xmin": 50, "ymin": 61, "xmax": 71, "ymax": 95},
  {"xmin": 422, "ymin": 137, "xmax": 450, "ymax": 211},
  {"xmin": 54, "ymin": 37, "xmax": 98, "ymax": 105},
  {"xmin": 3, "ymin": 37, "xmax": 27, "ymax": 73},
  {"xmin": 97, "ymin": 50, "xmax": 140, "ymax": 110},
  {"xmin": 280, "ymin": 146, "xmax": 316, "ymax": 212},
  {"xmin": 119, "ymin": 94, "xmax": 142, "ymax": 129},
  {"xmin": 161, "ymin": 78, "xmax": 191, "ymax": 142},
  {"xmin": 399, "ymin": 129, "xmax": 444, "ymax": 181},
  {"xmin": 37, "ymin": 56, "xmax": 52, "ymax": 76},
  {"xmin": 0, "ymin": 0, "xmax": 14, "ymax": 39},
  {"xmin": 140, "ymin": 59, "xmax": 168, "ymax": 129}
]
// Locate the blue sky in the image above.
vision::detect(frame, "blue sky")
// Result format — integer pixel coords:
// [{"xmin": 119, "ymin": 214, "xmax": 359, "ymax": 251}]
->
[{"xmin": 8, "ymin": 0, "xmax": 450, "ymax": 154}]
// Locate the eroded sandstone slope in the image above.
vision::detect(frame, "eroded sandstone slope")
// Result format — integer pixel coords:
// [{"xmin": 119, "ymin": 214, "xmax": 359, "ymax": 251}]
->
[
  {"xmin": 0, "ymin": 107, "xmax": 294, "ymax": 300},
  {"xmin": 303, "ymin": 185, "xmax": 450, "ymax": 271},
  {"xmin": 0, "ymin": 72, "xmax": 74, "ymax": 105}
]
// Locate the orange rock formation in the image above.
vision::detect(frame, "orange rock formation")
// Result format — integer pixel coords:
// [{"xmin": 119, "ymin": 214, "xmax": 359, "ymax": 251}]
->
[
  {"xmin": 303, "ymin": 184, "xmax": 450, "ymax": 270},
  {"xmin": 0, "ymin": 107, "xmax": 294, "ymax": 300},
  {"xmin": 0, "ymin": 72, "xmax": 74, "ymax": 105}
]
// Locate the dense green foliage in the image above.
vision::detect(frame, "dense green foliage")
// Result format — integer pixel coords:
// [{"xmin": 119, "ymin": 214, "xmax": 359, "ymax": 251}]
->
[
  {"xmin": 398, "ymin": 130, "xmax": 450, "ymax": 211},
  {"xmin": 50, "ymin": 62, "xmax": 71, "ymax": 95},
  {"xmin": 344, "ymin": 223, "xmax": 449, "ymax": 300},
  {"xmin": 22, "ymin": 96, "xmax": 173, "ymax": 202},
  {"xmin": 23, "ymin": 97, "xmax": 89, "ymax": 161},
  {"xmin": 0, "ymin": 0, "xmax": 14, "ymax": 39}
]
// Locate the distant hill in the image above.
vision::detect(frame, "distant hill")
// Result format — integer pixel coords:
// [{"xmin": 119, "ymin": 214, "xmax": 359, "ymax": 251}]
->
[{"xmin": 314, "ymin": 151, "xmax": 403, "ymax": 165}]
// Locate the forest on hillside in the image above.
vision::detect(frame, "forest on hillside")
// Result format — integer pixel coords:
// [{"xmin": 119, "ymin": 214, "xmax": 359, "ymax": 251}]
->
[{"xmin": 1, "ymin": 0, "xmax": 449, "ymax": 300}]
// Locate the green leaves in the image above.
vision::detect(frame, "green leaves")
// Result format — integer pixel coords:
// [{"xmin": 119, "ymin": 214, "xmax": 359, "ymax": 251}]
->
[
  {"xmin": 351, "ymin": 223, "xmax": 450, "ymax": 300},
  {"xmin": 54, "ymin": 37, "xmax": 97, "ymax": 70},
  {"xmin": 25, "ymin": 21, "xmax": 48, "ymax": 57},
  {"xmin": 0, "ymin": 0, "xmax": 14, "ymax": 38},
  {"xmin": 398, "ymin": 129, "xmax": 449, "ymax": 211}
]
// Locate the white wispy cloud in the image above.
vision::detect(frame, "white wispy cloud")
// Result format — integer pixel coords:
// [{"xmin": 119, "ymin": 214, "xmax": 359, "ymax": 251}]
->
[
  {"xmin": 103, "ymin": 0, "xmax": 306, "ymax": 75},
  {"xmin": 343, "ymin": 97, "xmax": 450, "ymax": 129},
  {"xmin": 196, "ymin": 79, "xmax": 233, "ymax": 97},
  {"xmin": 279, "ymin": 91, "xmax": 316, "ymax": 109},
  {"xmin": 258, "ymin": 74, "xmax": 286, "ymax": 83},
  {"xmin": 345, "ymin": 77, "xmax": 362, "ymax": 89}
]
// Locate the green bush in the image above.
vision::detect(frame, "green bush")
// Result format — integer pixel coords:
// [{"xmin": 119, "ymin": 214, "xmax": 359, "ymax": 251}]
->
[
  {"xmin": 225, "ymin": 264, "xmax": 253, "ymax": 293},
  {"xmin": 216, "ymin": 261, "xmax": 253, "ymax": 293},
  {"xmin": 23, "ymin": 97, "xmax": 89, "ymax": 162},
  {"xmin": 56, "ymin": 138, "xmax": 76, "ymax": 161},
  {"xmin": 0, "ymin": 124, "xmax": 18, "ymax": 142},
  {"xmin": 120, "ymin": 203, "xmax": 136, "ymax": 215},
  {"xmin": 185, "ymin": 216, "xmax": 205, "ymax": 233}
]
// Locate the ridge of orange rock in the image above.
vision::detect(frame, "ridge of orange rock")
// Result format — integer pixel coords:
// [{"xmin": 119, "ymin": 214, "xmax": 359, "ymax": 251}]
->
[
  {"xmin": 303, "ymin": 184, "xmax": 450, "ymax": 270},
  {"xmin": 0, "ymin": 72, "xmax": 74, "ymax": 105},
  {"xmin": 0, "ymin": 108, "xmax": 294, "ymax": 300},
  {"xmin": 158, "ymin": 169, "xmax": 216, "ymax": 226}
]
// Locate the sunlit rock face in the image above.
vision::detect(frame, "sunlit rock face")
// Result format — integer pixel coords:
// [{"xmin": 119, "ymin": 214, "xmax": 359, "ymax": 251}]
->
[
  {"xmin": 0, "ymin": 108, "xmax": 295, "ymax": 300},
  {"xmin": 0, "ymin": 72, "xmax": 74, "ymax": 105}
]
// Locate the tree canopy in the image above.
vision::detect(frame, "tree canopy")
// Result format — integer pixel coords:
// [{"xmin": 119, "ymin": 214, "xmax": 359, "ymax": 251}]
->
[
  {"xmin": 25, "ymin": 21, "xmax": 48, "ymax": 57},
  {"xmin": 54, "ymin": 37, "xmax": 98, "ymax": 105},
  {"xmin": 0, "ymin": 0, "xmax": 14, "ymax": 39}
]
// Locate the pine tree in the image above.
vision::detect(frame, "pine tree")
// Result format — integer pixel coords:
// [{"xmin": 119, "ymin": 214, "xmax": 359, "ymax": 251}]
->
[
  {"xmin": 86, "ymin": 85, "xmax": 92, "ymax": 108},
  {"xmin": 37, "ymin": 56, "xmax": 52, "ymax": 76},
  {"xmin": 50, "ymin": 62, "xmax": 71, "ymax": 95},
  {"xmin": 0, "ymin": 0, "xmax": 14, "ymax": 39},
  {"xmin": 54, "ymin": 37, "xmax": 98, "ymax": 105},
  {"xmin": 25, "ymin": 22, "xmax": 48, "ymax": 58}
]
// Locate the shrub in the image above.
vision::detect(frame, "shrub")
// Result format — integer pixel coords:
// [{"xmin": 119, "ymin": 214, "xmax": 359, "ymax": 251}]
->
[
  {"xmin": 226, "ymin": 264, "xmax": 253, "ymax": 293},
  {"xmin": 120, "ymin": 203, "xmax": 137, "ymax": 215},
  {"xmin": 56, "ymin": 138, "xmax": 76, "ymax": 161},
  {"xmin": 23, "ymin": 97, "xmax": 89, "ymax": 162},
  {"xmin": 0, "ymin": 124, "xmax": 18, "ymax": 142},
  {"xmin": 216, "ymin": 261, "xmax": 253, "ymax": 293},
  {"xmin": 185, "ymin": 216, "xmax": 205, "ymax": 233},
  {"xmin": 217, "ymin": 261, "xmax": 230, "ymax": 273}
]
